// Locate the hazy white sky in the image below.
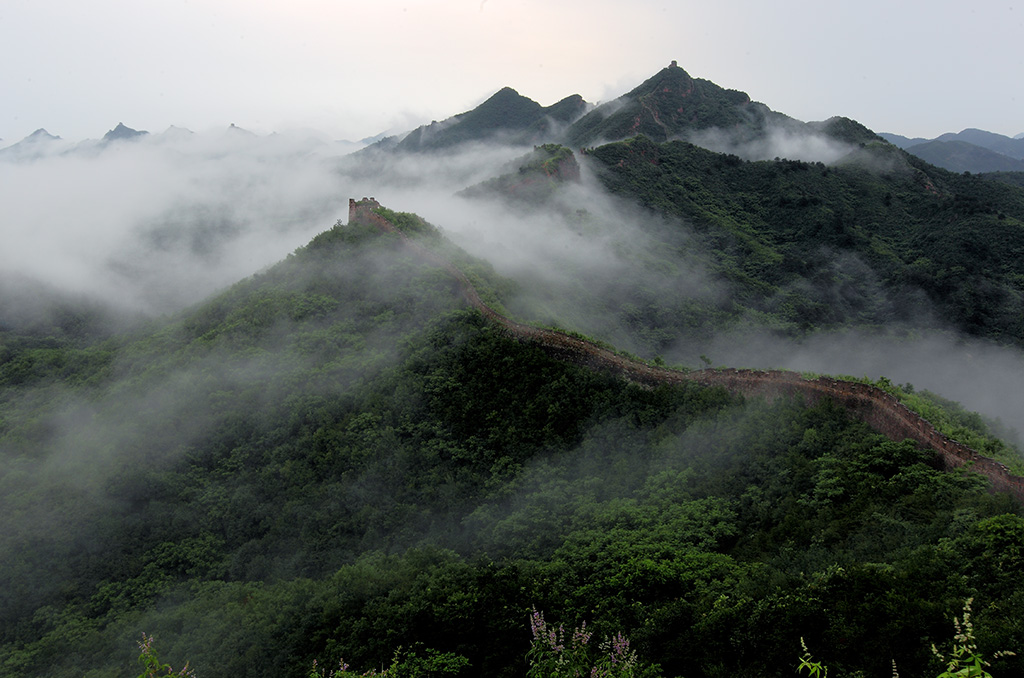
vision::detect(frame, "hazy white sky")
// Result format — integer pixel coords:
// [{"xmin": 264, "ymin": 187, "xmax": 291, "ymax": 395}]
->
[{"xmin": 2, "ymin": 0, "xmax": 1022, "ymax": 143}]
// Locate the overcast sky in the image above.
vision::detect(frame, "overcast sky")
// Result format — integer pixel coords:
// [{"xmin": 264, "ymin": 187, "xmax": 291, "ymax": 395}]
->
[{"xmin": 2, "ymin": 0, "xmax": 1022, "ymax": 144}]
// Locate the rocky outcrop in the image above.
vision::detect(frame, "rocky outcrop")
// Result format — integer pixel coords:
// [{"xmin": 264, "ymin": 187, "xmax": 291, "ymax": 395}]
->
[{"xmin": 352, "ymin": 202, "xmax": 1024, "ymax": 503}]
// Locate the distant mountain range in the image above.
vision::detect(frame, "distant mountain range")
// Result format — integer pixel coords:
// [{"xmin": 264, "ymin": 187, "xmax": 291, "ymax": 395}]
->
[
  {"xmin": 390, "ymin": 87, "xmax": 588, "ymax": 152},
  {"xmin": 360, "ymin": 62, "xmax": 879, "ymax": 163},
  {"xmin": 880, "ymin": 128, "xmax": 1024, "ymax": 173},
  {"xmin": 362, "ymin": 69, "xmax": 1022, "ymax": 174},
  {"xmin": 354, "ymin": 65, "xmax": 1023, "ymax": 175},
  {"xmin": 7, "ymin": 66, "xmax": 1023, "ymax": 175},
  {"xmin": 0, "ymin": 122, "xmax": 359, "ymax": 161},
  {"xmin": 0, "ymin": 123, "xmax": 152, "ymax": 160},
  {"xmin": 335, "ymin": 62, "xmax": 1024, "ymax": 362}
]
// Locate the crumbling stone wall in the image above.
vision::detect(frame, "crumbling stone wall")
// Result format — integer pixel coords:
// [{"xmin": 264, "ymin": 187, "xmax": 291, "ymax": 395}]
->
[
  {"xmin": 350, "ymin": 201, "xmax": 1024, "ymax": 503},
  {"xmin": 349, "ymin": 198, "xmax": 392, "ymax": 232}
]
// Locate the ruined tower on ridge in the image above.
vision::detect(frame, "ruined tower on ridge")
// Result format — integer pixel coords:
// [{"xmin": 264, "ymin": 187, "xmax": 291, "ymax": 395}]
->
[
  {"xmin": 348, "ymin": 196, "xmax": 398, "ymax": 233},
  {"xmin": 348, "ymin": 197, "xmax": 381, "ymax": 225}
]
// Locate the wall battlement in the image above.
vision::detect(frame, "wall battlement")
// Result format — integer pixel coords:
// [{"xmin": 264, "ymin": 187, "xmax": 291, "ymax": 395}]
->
[{"xmin": 353, "ymin": 199, "xmax": 1024, "ymax": 503}]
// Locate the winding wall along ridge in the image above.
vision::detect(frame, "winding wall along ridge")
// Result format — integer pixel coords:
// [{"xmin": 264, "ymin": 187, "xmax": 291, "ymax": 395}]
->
[{"xmin": 350, "ymin": 199, "xmax": 1024, "ymax": 503}]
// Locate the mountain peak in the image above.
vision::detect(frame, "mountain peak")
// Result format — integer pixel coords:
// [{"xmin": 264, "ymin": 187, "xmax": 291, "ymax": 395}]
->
[
  {"xmin": 226, "ymin": 123, "xmax": 256, "ymax": 136},
  {"xmin": 473, "ymin": 86, "xmax": 543, "ymax": 116},
  {"xmin": 626, "ymin": 60, "xmax": 697, "ymax": 95},
  {"xmin": 393, "ymin": 87, "xmax": 548, "ymax": 152},
  {"xmin": 565, "ymin": 61, "xmax": 758, "ymax": 146},
  {"xmin": 543, "ymin": 94, "xmax": 589, "ymax": 124},
  {"xmin": 810, "ymin": 116, "xmax": 881, "ymax": 145},
  {"xmin": 0, "ymin": 127, "xmax": 66, "ymax": 159},
  {"xmin": 102, "ymin": 122, "xmax": 148, "ymax": 142},
  {"xmin": 491, "ymin": 86, "xmax": 525, "ymax": 98},
  {"xmin": 27, "ymin": 128, "xmax": 61, "ymax": 141}
]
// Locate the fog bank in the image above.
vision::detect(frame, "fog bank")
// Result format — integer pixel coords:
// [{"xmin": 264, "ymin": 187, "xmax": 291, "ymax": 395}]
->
[
  {"xmin": 680, "ymin": 328, "xmax": 1024, "ymax": 444},
  {"xmin": 0, "ymin": 128, "xmax": 354, "ymax": 316}
]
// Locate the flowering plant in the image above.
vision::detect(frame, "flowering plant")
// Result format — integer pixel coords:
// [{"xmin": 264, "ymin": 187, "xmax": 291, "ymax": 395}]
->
[
  {"xmin": 526, "ymin": 607, "xmax": 641, "ymax": 678},
  {"xmin": 932, "ymin": 599, "xmax": 1016, "ymax": 678},
  {"xmin": 137, "ymin": 633, "xmax": 196, "ymax": 678},
  {"xmin": 308, "ymin": 646, "xmax": 469, "ymax": 677}
]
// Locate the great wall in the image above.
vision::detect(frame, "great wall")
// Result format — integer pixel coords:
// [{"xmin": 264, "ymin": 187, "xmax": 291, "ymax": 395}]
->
[{"xmin": 349, "ymin": 197, "xmax": 1024, "ymax": 503}]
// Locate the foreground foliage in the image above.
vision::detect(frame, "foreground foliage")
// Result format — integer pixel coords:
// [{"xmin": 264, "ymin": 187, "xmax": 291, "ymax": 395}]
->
[
  {"xmin": 137, "ymin": 633, "xmax": 195, "ymax": 678},
  {"xmin": 796, "ymin": 599, "xmax": 1017, "ymax": 678}
]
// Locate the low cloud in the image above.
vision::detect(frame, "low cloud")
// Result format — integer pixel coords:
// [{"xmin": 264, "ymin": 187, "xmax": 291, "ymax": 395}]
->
[
  {"xmin": 340, "ymin": 140, "xmax": 1024, "ymax": 445},
  {"xmin": 0, "ymin": 128, "xmax": 354, "ymax": 318},
  {"xmin": 688, "ymin": 122, "xmax": 857, "ymax": 164},
  {"xmin": 340, "ymin": 146, "xmax": 723, "ymax": 357},
  {"xmin": 5, "ymin": 126, "xmax": 1020, "ymax": 447},
  {"xmin": 679, "ymin": 327, "xmax": 1024, "ymax": 444}
]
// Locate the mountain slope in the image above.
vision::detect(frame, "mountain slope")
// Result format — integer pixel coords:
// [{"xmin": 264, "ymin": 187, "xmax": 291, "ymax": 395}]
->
[
  {"xmin": 879, "ymin": 132, "xmax": 929, "ymax": 148},
  {"xmin": 0, "ymin": 128, "xmax": 69, "ymax": 160},
  {"xmin": 360, "ymin": 202, "xmax": 1023, "ymax": 481},
  {"xmin": 458, "ymin": 143, "xmax": 581, "ymax": 202},
  {"xmin": 393, "ymin": 88, "xmax": 588, "ymax": 152},
  {"xmin": 936, "ymin": 128, "xmax": 1024, "ymax": 160},
  {"xmin": 577, "ymin": 135, "xmax": 1024, "ymax": 349},
  {"xmin": 565, "ymin": 62, "xmax": 790, "ymax": 147},
  {"xmin": 903, "ymin": 139, "xmax": 1024, "ymax": 173},
  {"xmin": 880, "ymin": 129, "xmax": 1024, "ymax": 173},
  {"xmin": 0, "ymin": 216, "xmax": 731, "ymax": 675}
]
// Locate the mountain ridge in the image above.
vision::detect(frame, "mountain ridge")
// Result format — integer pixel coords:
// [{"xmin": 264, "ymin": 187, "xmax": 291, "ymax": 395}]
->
[
  {"xmin": 881, "ymin": 128, "xmax": 1024, "ymax": 173},
  {"xmin": 565, "ymin": 61, "xmax": 775, "ymax": 147},
  {"xmin": 361, "ymin": 62, "xmax": 882, "ymax": 165},
  {"xmin": 351, "ymin": 199, "xmax": 1024, "ymax": 500},
  {"xmin": 904, "ymin": 139, "xmax": 1024, "ymax": 173},
  {"xmin": 392, "ymin": 87, "xmax": 590, "ymax": 152}
]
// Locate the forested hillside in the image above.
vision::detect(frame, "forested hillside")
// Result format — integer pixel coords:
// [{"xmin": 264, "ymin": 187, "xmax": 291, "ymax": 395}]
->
[
  {"xmin": 3, "ymin": 211, "xmax": 1024, "ymax": 678},
  {"xmin": 412, "ymin": 72, "xmax": 1024, "ymax": 378},
  {"xmin": 583, "ymin": 136, "xmax": 1024, "ymax": 349}
]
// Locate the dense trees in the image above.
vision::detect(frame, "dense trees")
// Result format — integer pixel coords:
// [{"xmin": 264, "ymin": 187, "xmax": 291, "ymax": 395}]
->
[{"xmin": 585, "ymin": 136, "xmax": 1024, "ymax": 350}]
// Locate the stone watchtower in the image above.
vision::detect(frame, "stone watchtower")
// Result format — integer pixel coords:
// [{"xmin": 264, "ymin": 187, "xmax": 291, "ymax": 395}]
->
[{"xmin": 348, "ymin": 197, "xmax": 381, "ymax": 225}]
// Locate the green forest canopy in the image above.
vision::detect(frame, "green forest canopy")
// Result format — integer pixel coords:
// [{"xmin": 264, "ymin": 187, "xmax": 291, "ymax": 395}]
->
[{"xmin": 2, "ymin": 217, "xmax": 1024, "ymax": 677}]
